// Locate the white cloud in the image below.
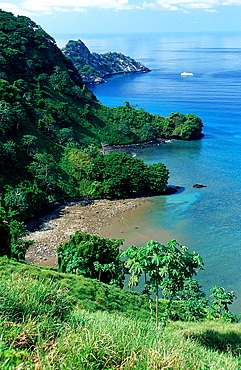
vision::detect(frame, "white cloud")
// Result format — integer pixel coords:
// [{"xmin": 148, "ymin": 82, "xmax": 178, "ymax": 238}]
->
[
  {"xmin": 0, "ymin": 0, "xmax": 241, "ymax": 16},
  {"xmin": 72, "ymin": 6, "xmax": 86, "ymax": 11},
  {"xmin": 141, "ymin": 1, "xmax": 157, "ymax": 8},
  {"xmin": 21, "ymin": 0, "xmax": 134, "ymax": 12},
  {"xmin": 221, "ymin": 0, "xmax": 241, "ymax": 3},
  {"xmin": 155, "ymin": 0, "xmax": 220, "ymax": 11},
  {"xmin": 0, "ymin": 1, "xmax": 17, "ymax": 9},
  {"xmin": 0, "ymin": 2, "xmax": 38, "ymax": 16}
]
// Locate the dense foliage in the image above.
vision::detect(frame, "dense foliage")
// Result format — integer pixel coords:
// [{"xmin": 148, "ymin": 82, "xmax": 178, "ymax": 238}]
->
[
  {"xmin": 56, "ymin": 233, "xmax": 239, "ymax": 324},
  {"xmin": 79, "ymin": 151, "xmax": 169, "ymax": 198},
  {"xmin": 122, "ymin": 239, "xmax": 204, "ymax": 326},
  {"xmin": 0, "ymin": 10, "xmax": 240, "ymax": 370},
  {"xmin": 57, "ymin": 232, "xmax": 125, "ymax": 287}
]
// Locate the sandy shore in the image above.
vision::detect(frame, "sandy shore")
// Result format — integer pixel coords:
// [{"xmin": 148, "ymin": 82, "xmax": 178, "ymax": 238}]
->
[{"xmin": 24, "ymin": 197, "xmax": 150, "ymax": 268}]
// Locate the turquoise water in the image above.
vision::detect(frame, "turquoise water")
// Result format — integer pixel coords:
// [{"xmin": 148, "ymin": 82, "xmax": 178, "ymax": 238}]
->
[{"xmin": 57, "ymin": 32, "xmax": 241, "ymax": 310}]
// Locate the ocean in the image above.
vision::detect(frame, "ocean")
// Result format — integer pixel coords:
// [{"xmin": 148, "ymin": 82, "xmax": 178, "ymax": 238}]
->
[{"xmin": 56, "ymin": 32, "xmax": 241, "ymax": 310}]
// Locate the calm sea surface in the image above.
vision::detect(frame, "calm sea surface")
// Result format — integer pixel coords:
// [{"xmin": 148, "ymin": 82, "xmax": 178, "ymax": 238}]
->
[{"xmin": 57, "ymin": 32, "xmax": 241, "ymax": 310}]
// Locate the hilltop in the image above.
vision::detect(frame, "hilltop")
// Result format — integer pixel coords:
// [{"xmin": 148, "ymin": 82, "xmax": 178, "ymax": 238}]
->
[{"xmin": 62, "ymin": 39, "xmax": 151, "ymax": 83}]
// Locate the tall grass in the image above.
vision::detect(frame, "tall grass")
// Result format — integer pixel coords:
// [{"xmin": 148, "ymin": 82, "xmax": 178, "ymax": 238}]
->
[
  {"xmin": 1, "ymin": 259, "xmax": 241, "ymax": 369},
  {"xmin": 37, "ymin": 311, "xmax": 240, "ymax": 370},
  {"xmin": 0, "ymin": 257, "xmax": 153, "ymax": 320},
  {"xmin": 4, "ymin": 310, "xmax": 237, "ymax": 370},
  {"xmin": 0, "ymin": 274, "xmax": 73, "ymax": 322}
]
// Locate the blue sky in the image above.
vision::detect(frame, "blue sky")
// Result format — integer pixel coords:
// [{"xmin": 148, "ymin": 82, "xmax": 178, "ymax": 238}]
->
[{"xmin": 1, "ymin": 0, "xmax": 241, "ymax": 43}]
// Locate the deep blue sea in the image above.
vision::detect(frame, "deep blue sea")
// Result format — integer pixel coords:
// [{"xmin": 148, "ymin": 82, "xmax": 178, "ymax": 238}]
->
[{"xmin": 58, "ymin": 32, "xmax": 241, "ymax": 310}]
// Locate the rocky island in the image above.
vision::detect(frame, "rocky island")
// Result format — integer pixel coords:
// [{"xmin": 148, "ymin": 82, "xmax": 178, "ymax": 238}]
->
[{"xmin": 62, "ymin": 39, "xmax": 151, "ymax": 84}]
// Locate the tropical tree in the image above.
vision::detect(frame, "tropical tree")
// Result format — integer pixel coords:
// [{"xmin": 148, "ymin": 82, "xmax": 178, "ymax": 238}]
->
[
  {"xmin": 57, "ymin": 232, "xmax": 125, "ymax": 288},
  {"xmin": 175, "ymin": 278, "xmax": 208, "ymax": 321},
  {"xmin": 210, "ymin": 285, "xmax": 238, "ymax": 322},
  {"xmin": 0, "ymin": 205, "xmax": 32, "ymax": 261},
  {"xmin": 146, "ymin": 163, "xmax": 169, "ymax": 194},
  {"xmin": 121, "ymin": 239, "xmax": 204, "ymax": 327},
  {"xmin": 21, "ymin": 135, "xmax": 37, "ymax": 153},
  {"xmin": 85, "ymin": 152, "xmax": 169, "ymax": 199}
]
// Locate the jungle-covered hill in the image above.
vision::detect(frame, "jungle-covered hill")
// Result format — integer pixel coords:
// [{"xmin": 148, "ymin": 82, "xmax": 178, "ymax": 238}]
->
[{"xmin": 0, "ymin": 9, "xmax": 203, "ymax": 194}]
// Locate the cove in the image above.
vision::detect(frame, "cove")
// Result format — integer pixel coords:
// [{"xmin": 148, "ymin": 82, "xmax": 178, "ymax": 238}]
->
[{"xmin": 84, "ymin": 32, "xmax": 241, "ymax": 313}]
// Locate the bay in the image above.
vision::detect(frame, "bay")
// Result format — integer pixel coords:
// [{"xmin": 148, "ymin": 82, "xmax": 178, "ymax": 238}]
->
[{"xmin": 57, "ymin": 32, "xmax": 241, "ymax": 311}]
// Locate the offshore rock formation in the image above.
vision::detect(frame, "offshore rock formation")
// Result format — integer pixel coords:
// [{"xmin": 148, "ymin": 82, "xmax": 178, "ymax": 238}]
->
[
  {"xmin": 193, "ymin": 184, "xmax": 207, "ymax": 188},
  {"xmin": 62, "ymin": 39, "xmax": 151, "ymax": 84}
]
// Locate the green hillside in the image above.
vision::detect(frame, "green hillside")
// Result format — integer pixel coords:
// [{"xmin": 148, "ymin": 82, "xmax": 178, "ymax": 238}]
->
[{"xmin": 1, "ymin": 257, "xmax": 241, "ymax": 370}]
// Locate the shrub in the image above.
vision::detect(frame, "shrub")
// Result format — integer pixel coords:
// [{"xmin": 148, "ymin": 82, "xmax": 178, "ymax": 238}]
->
[{"xmin": 57, "ymin": 232, "xmax": 125, "ymax": 287}]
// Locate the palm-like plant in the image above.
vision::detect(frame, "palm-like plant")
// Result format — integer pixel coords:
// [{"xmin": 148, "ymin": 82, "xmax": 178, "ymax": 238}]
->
[{"xmin": 121, "ymin": 239, "xmax": 204, "ymax": 328}]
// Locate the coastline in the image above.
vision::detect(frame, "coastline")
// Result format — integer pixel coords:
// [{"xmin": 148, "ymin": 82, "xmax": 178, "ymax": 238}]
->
[
  {"xmin": 24, "ymin": 197, "xmax": 151, "ymax": 268},
  {"xmin": 24, "ymin": 139, "xmax": 174, "ymax": 270},
  {"xmin": 102, "ymin": 137, "xmax": 166, "ymax": 155}
]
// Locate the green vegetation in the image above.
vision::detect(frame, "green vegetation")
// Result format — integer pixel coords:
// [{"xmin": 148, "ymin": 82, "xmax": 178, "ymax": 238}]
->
[
  {"xmin": 56, "ymin": 233, "xmax": 238, "ymax": 324},
  {"xmin": 0, "ymin": 9, "xmax": 203, "ymax": 259},
  {"xmin": 79, "ymin": 151, "xmax": 169, "ymax": 198},
  {"xmin": 0, "ymin": 257, "xmax": 241, "ymax": 370},
  {"xmin": 0, "ymin": 257, "xmax": 152, "ymax": 317},
  {"xmin": 210, "ymin": 286, "xmax": 238, "ymax": 321},
  {"xmin": 57, "ymin": 232, "xmax": 125, "ymax": 287},
  {"xmin": 122, "ymin": 240, "xmax": 204, "ymax": 327}
]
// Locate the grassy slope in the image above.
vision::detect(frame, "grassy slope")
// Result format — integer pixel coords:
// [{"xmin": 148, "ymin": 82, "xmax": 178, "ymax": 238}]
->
[
  {"xmin": 0, "ymin": 257, "xmax": 152, "ymax": 318},
  {"xmin": 1, "ymin": 257, "xmax": 241, "ymax": 369}
]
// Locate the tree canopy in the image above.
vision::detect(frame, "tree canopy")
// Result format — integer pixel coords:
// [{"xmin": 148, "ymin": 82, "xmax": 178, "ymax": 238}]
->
[
  {"xmin": 83, "ymin": 151, "xmax": 169, "ymax": 198},
  {"xmin": 57, "ymin": 232, "xmax": 125, "ymax": 287},
  {"xmin": 121, "ymin": 240, "xmax": 204, "ymax": 326}
]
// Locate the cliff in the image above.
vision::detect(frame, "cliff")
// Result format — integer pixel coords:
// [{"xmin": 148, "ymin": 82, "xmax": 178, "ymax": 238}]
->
[{"xmin": 62, "ymin": 39, "xmax": 151, "ymax": 83}]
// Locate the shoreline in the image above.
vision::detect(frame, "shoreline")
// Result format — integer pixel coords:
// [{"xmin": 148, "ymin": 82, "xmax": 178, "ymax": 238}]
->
[
  {"xmin": 102, "ymin": 138, "xmax": 167, "ymax": 155},
  {"xmin": 24, "ymin": 196, "xmax": 150, "ymax": 268}
]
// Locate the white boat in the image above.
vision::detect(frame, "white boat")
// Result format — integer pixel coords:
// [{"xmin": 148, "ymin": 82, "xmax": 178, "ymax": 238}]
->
[{"xmin": 181, "ymin": 71, "xmax": 194, "ymax": 76}]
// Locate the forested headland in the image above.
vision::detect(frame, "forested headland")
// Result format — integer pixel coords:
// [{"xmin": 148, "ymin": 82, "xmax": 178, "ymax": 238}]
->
[{"xmin": 62, "ymin": 39, "xmax": 151, "ymax": 83}]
